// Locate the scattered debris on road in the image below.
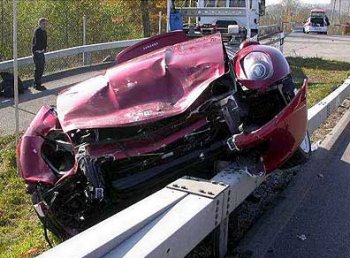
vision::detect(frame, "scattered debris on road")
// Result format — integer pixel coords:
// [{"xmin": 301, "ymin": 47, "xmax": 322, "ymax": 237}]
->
[{"xmin": 297, "ymin": 234, "xmax": 307, "ymax": 241}]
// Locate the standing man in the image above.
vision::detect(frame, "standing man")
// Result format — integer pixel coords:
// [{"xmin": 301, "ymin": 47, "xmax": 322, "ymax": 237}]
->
[{"xmin": 32, "ymin": 18, "xmax": 48, "ymax": 91}]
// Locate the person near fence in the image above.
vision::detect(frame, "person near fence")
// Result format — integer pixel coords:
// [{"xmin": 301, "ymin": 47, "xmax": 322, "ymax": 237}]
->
[{"xmin": 32, "ymin": 18, "xmax": 48, "ymax": 91}]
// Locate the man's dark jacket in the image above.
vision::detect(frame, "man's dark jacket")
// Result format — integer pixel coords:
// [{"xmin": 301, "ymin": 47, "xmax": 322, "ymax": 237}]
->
[{"xmin": 32, "ymin": 27, "xmax": 47, "ymax": 53}]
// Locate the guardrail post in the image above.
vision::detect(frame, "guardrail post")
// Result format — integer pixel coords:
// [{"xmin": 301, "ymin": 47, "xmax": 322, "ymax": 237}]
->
[{"xmin": 213, "ymin": 217, "xmax": 229, "ymax": 258}]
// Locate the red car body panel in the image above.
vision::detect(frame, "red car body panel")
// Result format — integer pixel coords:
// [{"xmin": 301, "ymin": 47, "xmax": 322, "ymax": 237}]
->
[
  {"xmin": 116, "ymin": 31, "xmax": 189, "ymax": 64},
  {"xmin": 233, "ymin": 80, "xmax": 308, "ymax": 172},
  {"xmin": 57, "ymin": 33, "xmax": 226, "ymax": 132},
  {"xmin": 19, "ymin": 136, "xmax": 57, "ymax": 184},
  {"xmin": 234, "ymin": 44, "xmax": 290, "ymax": 91},
  {"xmin": 18, "ymin": 105, "xmax": 77, "ymax": 185},
  {"xmin": 18, "ymin": 33, "xmax": 309, "ymax": 187}
]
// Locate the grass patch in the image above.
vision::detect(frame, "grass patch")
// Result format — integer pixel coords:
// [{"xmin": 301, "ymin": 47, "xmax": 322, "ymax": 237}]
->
[
  {"xmin": 287, "ymin": 57, "xmax": 350, "ymax": 107},
  {"xmin": 0, "ymin": 136, "xmax": 49, "ymax": 258},
  {"xmin": 0, "ymin": 57, "xmax": 349, "ymax": 257}
]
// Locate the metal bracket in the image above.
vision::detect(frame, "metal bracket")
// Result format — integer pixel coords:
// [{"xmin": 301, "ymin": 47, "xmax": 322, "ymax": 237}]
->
[{"xmin": 167, "ymin": 176, "xmax": 228, "ymax": 199}]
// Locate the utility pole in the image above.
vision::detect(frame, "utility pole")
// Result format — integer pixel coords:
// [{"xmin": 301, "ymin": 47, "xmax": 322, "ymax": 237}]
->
[
  {"xmin": 140, "ymin": 0, "xmax": 151, "ymax": 37},
  {"xmin": 13, "ymin": 0, "xmax": 19, "ymax": 175},
  {"xmin": 331, "ymin": 0, "xmax": 337, "ymax": 24},
  {"xmin": 1, "ymin": 0, "xmax": 3, "ymax": 53},
  {"xmin": 338, "ymin": 0, "xmax": 341, "ymax": 23}
]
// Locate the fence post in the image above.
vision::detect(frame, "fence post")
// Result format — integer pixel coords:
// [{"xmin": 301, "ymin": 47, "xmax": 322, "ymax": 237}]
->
[
  {"xmin": 13, "ymin": 0, "xmax": 19, "ymax": 167},
  {"xmin": 159, "ymin": 11, "xmax": 162, "ymax": 34},
  {"xmin": 82, "ymin": 15, "xmax": 87, "ymax": 66},
  {"xmin": 167, "ymin": 0, "xmax": 171, "ymax": 32},
  {"xmin": 279, "ymin": 32, "xmax": 285, "ymax": 53}
]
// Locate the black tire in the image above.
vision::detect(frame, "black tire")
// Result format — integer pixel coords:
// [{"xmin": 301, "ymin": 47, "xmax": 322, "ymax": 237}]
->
[{"xmin": 282, "ymin": 132, "xmax": 312, "ymax": 169}]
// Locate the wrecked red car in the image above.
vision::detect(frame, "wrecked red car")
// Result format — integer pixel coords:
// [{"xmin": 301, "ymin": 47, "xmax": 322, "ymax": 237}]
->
[{"xmin": 18, "ymin": 32, "xmax": 310, "ymax": 239}]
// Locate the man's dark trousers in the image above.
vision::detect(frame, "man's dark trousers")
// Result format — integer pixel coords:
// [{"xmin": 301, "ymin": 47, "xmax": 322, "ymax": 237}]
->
[{"xmin": 33, "ymin": 52, "xmax": 45, "ymax": 87}]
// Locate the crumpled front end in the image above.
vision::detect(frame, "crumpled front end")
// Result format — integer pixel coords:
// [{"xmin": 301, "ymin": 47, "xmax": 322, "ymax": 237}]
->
[
  {"xmin": 19, "ymin": 105, "xmax": 77, "ymax": 186},
  {"xmin": 56, "ymin": 33, "xmax": 226, "ymax": 132},
  {"xmin": 227, "ymin": 80, "xmax": 308, "ymax": 172}
]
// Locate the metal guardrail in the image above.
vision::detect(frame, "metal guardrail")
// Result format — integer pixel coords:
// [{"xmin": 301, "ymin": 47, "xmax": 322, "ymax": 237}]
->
[
  {"xmin": 0, "ymin": 38, "xmax": 145, "ymax": 71},
  {"xmin": 308, "ymin": 77, "xmax": 350, "ymax": 134},
  {"xmin": 0, "ymin": 25, "xmax": 281, "ymax": 72},
  {"xmin": 259, "ymin": 24, "xmax": 281, "ymax": 38},
  {"xmin": 38, "ymin": 171, "xmax": 265, "ymax": 258}
]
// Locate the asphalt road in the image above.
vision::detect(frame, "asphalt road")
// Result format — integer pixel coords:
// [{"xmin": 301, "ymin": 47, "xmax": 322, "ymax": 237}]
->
[
  {"xmin": 0, "ymin": 70, "xmax": 102, "ymax": 135},
  {"xmin": 283, "ymin": 32, "xmax": 350, "ymax": 62},
  {"xmin": 234, "ymin": 110, "xmax": 350, "ymax": 258},
  {"xmin": 1, "ymin": 32, "xmax": 350, "ymax": 135}
]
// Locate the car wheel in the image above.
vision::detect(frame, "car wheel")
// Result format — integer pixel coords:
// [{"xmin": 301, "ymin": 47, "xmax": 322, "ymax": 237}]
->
[{"xmin": 282, "ymin": 131, "xmax": 312, "ymax": 169}]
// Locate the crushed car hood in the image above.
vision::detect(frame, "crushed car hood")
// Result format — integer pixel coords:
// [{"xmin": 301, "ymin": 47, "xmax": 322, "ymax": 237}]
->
[{"xmin": 57, "ymin": 34, "xmax": 226, "ymax": 132}]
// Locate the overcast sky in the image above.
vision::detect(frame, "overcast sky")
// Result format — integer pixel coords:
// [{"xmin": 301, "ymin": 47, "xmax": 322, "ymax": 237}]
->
[{"xmin": 267, "ymin": 0, "xmax": 331, "ymax": 5}]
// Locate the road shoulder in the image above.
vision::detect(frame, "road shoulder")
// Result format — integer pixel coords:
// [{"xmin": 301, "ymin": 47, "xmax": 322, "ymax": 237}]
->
[{"xmin": 233, "ymin": 108, "xmax": 350, "ymax": 258}]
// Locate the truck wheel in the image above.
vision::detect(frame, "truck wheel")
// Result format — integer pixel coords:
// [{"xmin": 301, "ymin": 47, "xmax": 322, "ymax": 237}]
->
[{"xmin": 282, "ymin": 132, "xmax": 312, "ymax": 169}]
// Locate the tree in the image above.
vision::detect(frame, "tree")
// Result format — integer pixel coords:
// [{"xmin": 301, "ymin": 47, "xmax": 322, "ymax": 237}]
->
[{"xmin": 140, "ymin": 0, "xmax": 151, "ymax": 37}]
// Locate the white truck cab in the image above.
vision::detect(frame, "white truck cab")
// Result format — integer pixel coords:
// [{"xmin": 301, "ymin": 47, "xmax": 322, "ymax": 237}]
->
[{"xmin": 167, "ymin": 0, "xmax": 266, "ymax": 41}]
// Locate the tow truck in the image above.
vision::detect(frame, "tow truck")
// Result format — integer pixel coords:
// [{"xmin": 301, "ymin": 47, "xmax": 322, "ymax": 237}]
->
[{"xmin": 166, "ymin": 0, "xmax": 266, "ymax": 44}]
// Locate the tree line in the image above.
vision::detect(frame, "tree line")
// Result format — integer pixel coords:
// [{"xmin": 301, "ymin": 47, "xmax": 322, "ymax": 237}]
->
[
  {"xmin": 2, "ymin": 0, "xmax": 347, "ymax": 63},
  {"xmin": 0, "ymin": 0, "xmax": 167, "ymax": 62}
]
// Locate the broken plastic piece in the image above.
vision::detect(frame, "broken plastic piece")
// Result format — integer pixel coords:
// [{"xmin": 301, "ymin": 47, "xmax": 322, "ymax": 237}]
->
[{"xmin": 297, "ymin": 234, "xmax": 307, "ymax": 241}]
